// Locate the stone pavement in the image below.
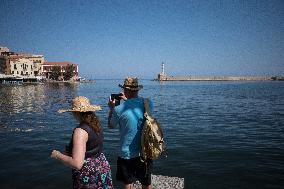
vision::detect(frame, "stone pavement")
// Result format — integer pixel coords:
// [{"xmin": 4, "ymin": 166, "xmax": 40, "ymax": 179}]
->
[{"xmin": 133, "ymin": 175, "xmax": 184, "ymax": 189}]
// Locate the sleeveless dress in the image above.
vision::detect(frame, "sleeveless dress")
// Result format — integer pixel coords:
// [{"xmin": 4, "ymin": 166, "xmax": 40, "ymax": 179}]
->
[{"xmin": 66, "ymin": 123, "xmax": 113, "ymax": 189}]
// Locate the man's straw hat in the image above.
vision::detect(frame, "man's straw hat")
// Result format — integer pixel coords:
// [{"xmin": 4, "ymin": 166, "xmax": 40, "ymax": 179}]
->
[
  {"xmin": 119, "ymin": 77, "xmax": 143, "ymax": 91},
  {"xmin": 58, "ymin": 96, "xmax": 101, "ymax": 113}
]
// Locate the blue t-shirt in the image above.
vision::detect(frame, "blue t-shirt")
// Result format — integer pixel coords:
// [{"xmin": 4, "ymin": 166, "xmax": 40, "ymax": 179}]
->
[{"xmin": 110, "ymin": 97, "xmax": 153, "ymax": 159}]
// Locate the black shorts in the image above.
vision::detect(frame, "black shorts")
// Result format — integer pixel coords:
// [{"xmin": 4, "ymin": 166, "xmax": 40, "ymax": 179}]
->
[{"xmin": 116, "ymin": 156, "xmax": 153, "ymax": 186}]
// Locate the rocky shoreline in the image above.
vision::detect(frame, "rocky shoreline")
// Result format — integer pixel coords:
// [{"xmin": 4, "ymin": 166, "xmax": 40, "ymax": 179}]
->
[{"xmin": 133, "ymin": 175, "xmax": 184, "ymax": 189}]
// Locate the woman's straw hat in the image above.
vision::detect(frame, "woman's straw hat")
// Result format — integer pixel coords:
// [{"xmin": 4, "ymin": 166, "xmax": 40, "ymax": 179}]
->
[
  {"xmin": 119, "ymin": 77, "xmax": 143, "ymax": 91},
  {"xmin": 58, "ymin": 96, "xmax": 101, "ymax": 113}
]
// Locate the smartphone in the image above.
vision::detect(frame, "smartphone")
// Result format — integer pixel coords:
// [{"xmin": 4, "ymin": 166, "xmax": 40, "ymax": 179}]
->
[{"xmin": 111, "ymin": 93, "xmax": 122, "ymax": 106}]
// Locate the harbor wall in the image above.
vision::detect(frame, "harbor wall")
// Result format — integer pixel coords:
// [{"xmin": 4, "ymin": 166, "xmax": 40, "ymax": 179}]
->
[{"xmin": 158, "ymin": 75, "xmax": 277, "ymax": 81}]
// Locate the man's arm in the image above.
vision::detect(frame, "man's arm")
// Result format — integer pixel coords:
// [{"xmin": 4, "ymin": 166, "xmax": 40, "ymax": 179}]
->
[
  {"xmin": 108, "ymin": 109, "xmax": 114, "ymax": 129},
  {"xmin": 108, "ymin": 96, "xmax": 116, "ymax": 129}
]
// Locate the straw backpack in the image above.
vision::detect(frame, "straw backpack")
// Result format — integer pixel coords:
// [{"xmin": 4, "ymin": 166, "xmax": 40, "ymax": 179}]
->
[{"xmin": 141, "ymin": 98, "xmax": 165, "ymax": 160}]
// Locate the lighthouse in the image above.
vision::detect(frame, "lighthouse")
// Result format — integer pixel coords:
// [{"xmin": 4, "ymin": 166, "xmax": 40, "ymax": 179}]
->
[
  {"xmin": 157, "ymin": 62, "xmax": 166, "ymax": 81},
  {"xmin": 161, "ymin": 62, "xmax": 165, "ymax": 75}
]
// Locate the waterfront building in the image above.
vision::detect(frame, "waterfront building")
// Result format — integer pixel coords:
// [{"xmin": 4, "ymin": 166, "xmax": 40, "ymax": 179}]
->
[
  {"xmin": 9, "ymin": 58, "xmax": 35, "ymax": 77},
  {"xmin": 42, "ymin": 62, "xmax": 78, "ymax": 80},
  {"xmin": 0, "ymin": 46, "xmax": 10, "ymax": 54},
  {"xmin": 0, "ymin": 46, "xmax": 79, "ymax": 81},
  {"xmin": 0, "ymin": 51, "xmax": 44, "ymax": 77},
  {"xmin": 9, "ymin": 54, "xmax": 45, "ymax": 76},
  {"xmin": 0, "ymin": 46, "xmax": 10, "ymax": 74},
  {"xmin": 0, "ymin": 55, "xmax": 9, "ymax": 74}
]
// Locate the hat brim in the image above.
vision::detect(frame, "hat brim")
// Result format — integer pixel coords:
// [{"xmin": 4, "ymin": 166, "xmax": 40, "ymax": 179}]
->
[
  {"xmin": 118, "ymin": 84, "xmax": 143, "ymax": 91},
  {"xmin": 58, "ymin": 105, "xmax": 102, "ymax": 113}
]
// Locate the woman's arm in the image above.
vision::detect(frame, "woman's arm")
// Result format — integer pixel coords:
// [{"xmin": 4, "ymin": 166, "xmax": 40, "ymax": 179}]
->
[{"xmin": 51, "ymin": 128, "xmax": 88, "ymax": 170}]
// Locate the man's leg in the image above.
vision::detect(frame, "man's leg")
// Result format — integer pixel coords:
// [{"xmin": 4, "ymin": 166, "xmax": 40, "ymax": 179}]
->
[
  {"xmin": 136, "ymin": 158, "xmax": 153, "ymax": 189},
  {"xmin": 117, "ymin": 157, "xmax": 136, "ymax": 189}
]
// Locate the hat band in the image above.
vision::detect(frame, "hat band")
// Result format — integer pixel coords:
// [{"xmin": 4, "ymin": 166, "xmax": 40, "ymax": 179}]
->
[
  {"xmin": 123, "ymin": 84, "xmax": 138, "ymax": 87},
  {"xmin": 123, "ymin": 84, "xmax": 139, "ymax": 88}
]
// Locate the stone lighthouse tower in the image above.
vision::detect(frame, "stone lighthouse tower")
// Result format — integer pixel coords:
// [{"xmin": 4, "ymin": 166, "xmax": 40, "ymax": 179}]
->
[{"xmin": 157, "ymin": 62, "xmax": 166, "ymax": 81}]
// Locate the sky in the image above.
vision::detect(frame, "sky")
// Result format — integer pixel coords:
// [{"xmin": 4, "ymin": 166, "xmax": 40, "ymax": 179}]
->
[{"xmin": 0, "ymin": 0, "xmax": 283, "ymax": 79}]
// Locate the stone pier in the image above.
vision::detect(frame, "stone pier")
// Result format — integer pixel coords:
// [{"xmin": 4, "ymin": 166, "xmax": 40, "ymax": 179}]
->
[
  {"xmin": 157, "ymin": 75, "xmax": 273, "ymax": 81},
  {"xmin": 133, "ymin": 175, "xmax": 184, "ymax": 189}
]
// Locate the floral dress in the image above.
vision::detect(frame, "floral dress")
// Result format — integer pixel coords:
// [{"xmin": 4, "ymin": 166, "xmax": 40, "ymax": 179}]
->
[
  {"xmin": 68, "ymin": 123, "xmax": 113, "ymax": 189},
  {"xmin": 72, "ymin": 153, "xmax": 113, "ymax": 189}
]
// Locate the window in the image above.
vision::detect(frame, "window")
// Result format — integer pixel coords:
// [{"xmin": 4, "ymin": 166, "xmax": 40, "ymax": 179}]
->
[{"xmin": 14, "ymin": 64, "xmax": 17, "ymax": 70}]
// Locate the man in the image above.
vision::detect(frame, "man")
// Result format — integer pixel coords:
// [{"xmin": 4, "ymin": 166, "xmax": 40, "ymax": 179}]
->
[{"xmin": 108, "ymin": 77, "xmax": 153, "ymax": 189}]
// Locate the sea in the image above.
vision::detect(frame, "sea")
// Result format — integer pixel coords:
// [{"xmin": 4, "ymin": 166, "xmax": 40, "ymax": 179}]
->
[{"xmin": 0, "ymin": 80, "xmax": 283, "ymax": 189}]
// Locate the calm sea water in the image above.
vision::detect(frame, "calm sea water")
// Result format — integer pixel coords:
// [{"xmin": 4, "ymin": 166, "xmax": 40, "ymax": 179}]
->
[{"xmin": 0, "ymin": 80, "xmax": 283, "ymax": 189}]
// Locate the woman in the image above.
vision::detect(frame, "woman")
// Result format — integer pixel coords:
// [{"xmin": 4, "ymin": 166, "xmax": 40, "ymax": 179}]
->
[{"xmin": 51, "ymin": 96, "xmax": 113, "ymax": 189}]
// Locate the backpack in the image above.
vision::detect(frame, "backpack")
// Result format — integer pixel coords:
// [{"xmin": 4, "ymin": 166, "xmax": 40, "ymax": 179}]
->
[{"xmin": 141, "ymin": 98, "xmax": 165, "ymax": 160}]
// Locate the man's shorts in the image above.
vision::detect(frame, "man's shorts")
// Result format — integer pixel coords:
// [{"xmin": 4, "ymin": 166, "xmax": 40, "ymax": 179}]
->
[{"xmin": 116, "ymin": 156, "xmax": 153, "ymax": 186}]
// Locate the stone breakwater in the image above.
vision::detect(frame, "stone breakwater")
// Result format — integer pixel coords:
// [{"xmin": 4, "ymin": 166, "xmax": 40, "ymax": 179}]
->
[
  {"xmin": 158, "ymin": 76, "xmax": 275, "ymax": 81},
  {"xmin": 133, "ymin": 175, "xmax": 184, "ymax": 189}
]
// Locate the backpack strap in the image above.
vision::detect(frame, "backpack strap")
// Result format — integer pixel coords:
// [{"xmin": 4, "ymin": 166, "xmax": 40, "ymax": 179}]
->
[{"xmin": 143, "ymin": 98, "xmax": 151, "ymax": 116}]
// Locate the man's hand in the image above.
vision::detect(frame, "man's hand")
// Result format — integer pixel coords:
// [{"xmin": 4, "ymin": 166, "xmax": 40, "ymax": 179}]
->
[
  {"xmin": 120, "ymin": 92, "xmax": 127, "ymax": 101},
  {"xmin": 108, "ymin": 96, "xmax": 116, "ymax": 110}
]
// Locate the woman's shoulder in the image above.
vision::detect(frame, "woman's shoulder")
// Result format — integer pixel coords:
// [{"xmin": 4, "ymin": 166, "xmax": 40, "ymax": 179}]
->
[{"xmin": 77, "ymin": 122, "xmax": 92, "ymax": 133}]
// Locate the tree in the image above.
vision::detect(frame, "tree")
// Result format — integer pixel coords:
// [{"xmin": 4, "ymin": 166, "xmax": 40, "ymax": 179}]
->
[
  {"xmin": 50, "ymin": 66, "xmax": 61, "ymax": 80},
  {"xmin": 64, "ymin": 64, "xmax": 75, "ymax": 81}
]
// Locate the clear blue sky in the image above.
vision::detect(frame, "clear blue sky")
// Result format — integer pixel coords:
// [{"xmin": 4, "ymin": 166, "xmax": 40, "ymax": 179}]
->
[{"xmin": 1, "ymin": 0, "xmax": 283, "ymax": 79}]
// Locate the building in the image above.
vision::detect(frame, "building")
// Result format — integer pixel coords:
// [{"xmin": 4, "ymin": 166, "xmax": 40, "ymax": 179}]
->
[
  {"xmin": 0, "ymin": 46, "xmax": 10, "ymax": 74},
  {"xmin": 9, "ymin": 54, "xmax": 44, "ymax": 76},
  {"xmin": 0, "ymin": 49, "xmax": 44, "ymax": 77},
  {"xmin": 42, "ymin": 62, "xmax": 78, "ymax": 80},
  {"xmin": 0, "ymin": 47, "xmax": 79, "ymax": 80},
  {"xmin": 0, "ymin": 46, "xmax": 10, "ymax": 54},
  {"xmin": 9, "ymin": 58, "xmax": 35, "ymax": 77},
  {"xmin": 0, "ymin": 55, "xmax": 9, "ymax": 74}
]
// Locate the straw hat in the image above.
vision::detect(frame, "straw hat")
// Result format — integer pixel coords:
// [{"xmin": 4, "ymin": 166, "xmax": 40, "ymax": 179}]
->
[
  {"xmin": 119, "ymin": 77, "xmax": 143, "ymax": 91},
  {"xmin": 58, "ymin": 96, "xmax": 101, "ymax": 113}
]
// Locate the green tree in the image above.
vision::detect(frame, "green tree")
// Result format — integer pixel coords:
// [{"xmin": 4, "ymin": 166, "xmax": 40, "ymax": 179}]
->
[
  {"xmin": 50, "ymin": 66, "xmax": 61, "ymax": 80},
  {"xmin": 64, "ymin": 64, "xmax": 75, "ymax": 81}
]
